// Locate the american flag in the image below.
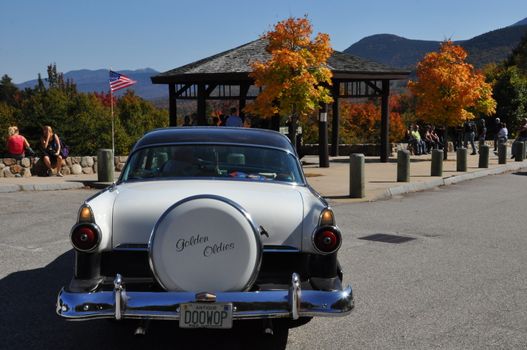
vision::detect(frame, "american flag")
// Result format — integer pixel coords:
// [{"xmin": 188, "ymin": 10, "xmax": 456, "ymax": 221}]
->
[{"xmin": 109, "ymin": 70, "xmax": 137, "ymax": 92}]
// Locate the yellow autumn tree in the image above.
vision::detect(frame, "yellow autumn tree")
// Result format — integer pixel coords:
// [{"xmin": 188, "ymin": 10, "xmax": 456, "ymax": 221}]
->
[
  {"xmin": 246, "ymin": 17, "xmax": 333, "ymax": 146},
  {"xmin": 408, "ymin": 41, "xmax": 496, "ymax": 158}
]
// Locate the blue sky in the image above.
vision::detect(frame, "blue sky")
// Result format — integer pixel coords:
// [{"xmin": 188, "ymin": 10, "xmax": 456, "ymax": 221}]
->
[{"xmin": 1, "ymin": 0, "xmax": 527, "ymax": 83}]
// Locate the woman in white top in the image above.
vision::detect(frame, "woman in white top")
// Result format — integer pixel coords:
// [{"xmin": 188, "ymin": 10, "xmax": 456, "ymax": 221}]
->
[{"xmin": 497, "ymin": 122, "xmax": 508, "ymax": 144}]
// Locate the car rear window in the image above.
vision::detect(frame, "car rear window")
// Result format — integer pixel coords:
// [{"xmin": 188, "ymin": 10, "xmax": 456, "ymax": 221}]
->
[{"xmin": 121, "ymin": 144, "xmax": 304, "ymax": 184}]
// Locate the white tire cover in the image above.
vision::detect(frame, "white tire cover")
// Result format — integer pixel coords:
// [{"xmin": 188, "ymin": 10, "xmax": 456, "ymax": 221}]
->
[{"xmin": 149, "ymin": 195, "xmax": 262, "ymax": 292}]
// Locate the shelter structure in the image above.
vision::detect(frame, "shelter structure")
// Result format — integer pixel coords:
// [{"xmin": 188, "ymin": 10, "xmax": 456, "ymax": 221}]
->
[{"xmin": 151, "ymin": 39, "xmax": 410, "ymax": 162}]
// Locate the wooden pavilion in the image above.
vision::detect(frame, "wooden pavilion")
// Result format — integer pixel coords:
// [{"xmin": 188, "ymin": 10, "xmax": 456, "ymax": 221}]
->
[{"xmin": 151, "ymin": 39, "xmax": 410, "ymax": 163}]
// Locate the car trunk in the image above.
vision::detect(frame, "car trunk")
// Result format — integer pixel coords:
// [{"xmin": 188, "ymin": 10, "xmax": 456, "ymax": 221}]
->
[{"xmin": 112, "ymin": 179, "xmax": 305, "ymax": 250}]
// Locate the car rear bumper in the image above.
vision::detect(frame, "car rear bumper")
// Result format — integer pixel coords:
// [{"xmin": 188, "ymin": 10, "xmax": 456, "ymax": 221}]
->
[{"xmin": 57, "ymin": 273, "xmax": 354, "ymax": 321}]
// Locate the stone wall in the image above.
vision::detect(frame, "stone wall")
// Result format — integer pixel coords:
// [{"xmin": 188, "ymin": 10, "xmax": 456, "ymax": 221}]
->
[
  {"xmin": 0, "ymin": 156, "xmax": 128, "ymax": 177},
  {"xmin": 303, "ymin": 140, "xmax": 513, "ymax": 157}
]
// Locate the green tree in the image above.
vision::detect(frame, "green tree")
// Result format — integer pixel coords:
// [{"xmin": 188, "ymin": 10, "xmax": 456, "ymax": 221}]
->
[
  {"xmin": 115, "ymin": 91, "xmax": 168, "ymax": 154},
  {"xmin": 0, "ymin": 74, "xmax": 19, "ymax": 106},
  {"xmin": 507, "ymin": 32, "xmax": 527, "ymax": 74},
  {"xmin": 491, "ymin": 66, "xmax": 527, "ymax": 135}
]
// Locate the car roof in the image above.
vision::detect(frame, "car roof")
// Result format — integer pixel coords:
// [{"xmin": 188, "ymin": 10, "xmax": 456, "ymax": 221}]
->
[{"xmin": 132, "ymin": 127, "xmax": 296, "ymax": 153}]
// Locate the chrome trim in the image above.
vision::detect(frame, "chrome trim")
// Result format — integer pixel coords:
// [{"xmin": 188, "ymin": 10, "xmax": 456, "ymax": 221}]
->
[
  {"xmin": 113, "ymin": 244, "xmax": 300, "ymax": 253},
  {"xmin": 289, "ymin": 273, "xmax": 301, "ymax": 320},
  {"xmin": 263, "ymin": 246, "xmax": 301, "ymax": 253},
  {"xmin": 311, "ymin": 225, "xmax": 342, "ymax": 255},
  {"xmin": 69, "ymin": 222, "xmax": 102, "ymax": 253},
  {"xmin": 114, "ymin": 274, "xmax": 124, "ymax": 320},
  {"xmin": 57, "ymin": 273, "xmax": 354, "ymax": 321},
  {"xmin": 147, "ymin": 195, "xmax": 263, "ymax": 292},
  {"xmin": 114, "ymin": 243, "xmax": 149, "ymax": 251}
]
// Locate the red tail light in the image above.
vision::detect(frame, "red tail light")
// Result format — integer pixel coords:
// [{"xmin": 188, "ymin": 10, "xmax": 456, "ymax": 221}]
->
[
  {"xmin": 70, "ymin": 224, "xmax": 100, "ymax": 252},
  {"xmin": 313, "ymin": 226, "xmax": 341, "ymax": 254}
]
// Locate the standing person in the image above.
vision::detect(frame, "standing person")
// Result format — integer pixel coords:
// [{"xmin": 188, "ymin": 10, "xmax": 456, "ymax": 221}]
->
[
  {"xmin": 464, "ymin": 120, "xmax": 477, "ymax": 155},
  {"xmin": 478, "ymin": 119, "xmax": 487, "ymax": 153},
  {"xmin": 516, "ymin": 118, "xmax": 527, "ymax": 142},
  {"xmin": 493, "ymin": 117, "xmax": 501, "ymax": 151},
  {"xmin": 6, "ymin": 126, "xmax": 34, "ymax": 160},
  {"xmin": 431, "ymin": 126, "xmax": 443, "ymax": 149},
  {"xmin": 40, "ymin": 125, "xmax": 64, "ymax": 177},
  {"xmin": 454, "ymin": 124, "xmax": 464, "ymax": 151},
  {"xmin": 495, "ymin": 122, "xmax": 508, "ymax": 156},
  {"xmin": 225, "ymin": 107, "xmax": 243, "ymax": 127},
  {"xmin": 182, "ymin": 115, "xmax": 192, "ymax": 126}
]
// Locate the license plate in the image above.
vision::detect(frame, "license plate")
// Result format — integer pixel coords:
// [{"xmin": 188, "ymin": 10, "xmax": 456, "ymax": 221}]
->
[{"xmin": 179, "ymin": 303, "xmax": 233, "ymax": 329}]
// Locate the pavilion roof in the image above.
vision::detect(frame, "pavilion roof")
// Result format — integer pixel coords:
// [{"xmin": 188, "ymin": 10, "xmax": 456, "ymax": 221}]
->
[{"xmin": 151, "ymin": 39, "xmax": 410, "ymax": 84}]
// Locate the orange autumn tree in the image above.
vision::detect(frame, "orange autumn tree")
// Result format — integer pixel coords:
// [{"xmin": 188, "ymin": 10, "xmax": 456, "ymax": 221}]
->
[
  {"xmin": 408, "ymin": 41, "xmax": 496, "ymax": 157},
  {"xmin": 339, "ymin": 96, "xmax": 406, "ymax": 144},
  {"xmin": 246, "ymin": 16, "xmax": 333, "ymax": 146}
]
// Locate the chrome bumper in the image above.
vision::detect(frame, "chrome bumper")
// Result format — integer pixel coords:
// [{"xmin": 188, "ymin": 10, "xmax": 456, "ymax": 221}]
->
[{"xmin": 57, "ymin": 273, "xmax": 354, "ymax": 321}]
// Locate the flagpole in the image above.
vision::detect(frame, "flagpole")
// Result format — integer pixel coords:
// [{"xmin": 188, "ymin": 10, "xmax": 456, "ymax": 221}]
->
[{"xmin": 110, "ymin": 69, "xmax": 115, "ymax": 156}]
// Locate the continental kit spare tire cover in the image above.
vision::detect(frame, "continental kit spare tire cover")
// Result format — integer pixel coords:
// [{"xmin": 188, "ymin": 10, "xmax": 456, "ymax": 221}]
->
[{"xmin": 149, "ymin": 195, "xmax": 262, "ymax": 292}]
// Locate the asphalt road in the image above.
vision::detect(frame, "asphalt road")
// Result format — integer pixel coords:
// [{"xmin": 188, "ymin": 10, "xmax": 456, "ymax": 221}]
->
[{"xmin": 1, "ymin": 171, "xmax": 527, "ymax": 349}]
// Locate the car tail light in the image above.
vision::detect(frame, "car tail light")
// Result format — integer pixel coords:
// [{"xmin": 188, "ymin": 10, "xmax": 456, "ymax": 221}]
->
[
  {"xmin": 313, "ymin": 226, "xmax": 341, "ymax": 254},
  {"xmin": 319, "ymin": 208, "xmax": 335, "ymax": 226},
  {"xmin": 70, "ymin": 223, "xmax": 101, "ymax": 252}
]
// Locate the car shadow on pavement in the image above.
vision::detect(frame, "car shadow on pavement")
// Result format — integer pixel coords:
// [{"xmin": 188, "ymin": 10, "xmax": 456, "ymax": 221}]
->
[{"xmin": 0, "ymin": 250, "xmax": 280, "ymax": 350}]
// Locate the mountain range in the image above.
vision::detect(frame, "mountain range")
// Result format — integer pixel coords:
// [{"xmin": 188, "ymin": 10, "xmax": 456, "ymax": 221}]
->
[
  {"xmin": 344, "ymin": 19, "xmax": 527, "ymax": 69},
  {"xmin": 15, "ymin": 17, "xmax": 527, "ymax": 101},
  {"xmin": 17, "ymin": 68, "xmax": 168, "ymax": 100}
]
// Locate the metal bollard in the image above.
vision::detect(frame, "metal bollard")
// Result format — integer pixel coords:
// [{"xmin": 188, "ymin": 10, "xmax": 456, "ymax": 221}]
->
[
  {"xmin": 498, "ymin": 143, "xmax": 507, "ymax": 164},
  {"xmin": 456, "ymin": 148, "xmax": 467, "ymax": 172},
  {"xmin": 431, "ymin": 149, "xmax": 443, "ymax": 176},
  {"xmin": 478, "ymin": 145, "xmax": 489, "ymax": 168},
  {"xmin": 349, "ymin": 153, "xmax": 365, "ymax": 198},
  {"xmin": 97, "ymin": 149, "xmax": 115, "ymax": 183},
  {"xmin": 514, "ymin": 141, "xmax": 525, "ymax": 162},
  {"xmin": 397, "ymin": 150, "xmax": 410, "ymax": 182},
  {"xmin": 478, "ymin": 145, "xmax": 490, "ymax": 168}
]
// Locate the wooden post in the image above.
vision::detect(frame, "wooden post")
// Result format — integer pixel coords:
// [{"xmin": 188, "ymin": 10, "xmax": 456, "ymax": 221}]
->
[
  {"xmin": 168, "ymin": 84, "xmax": 177, "ymax": 126},
  {"xmin": 331, "ymin": 82, "xmax": 340, "ymax": 157},
  {"xmin": 380, "ymin": 80, "xmax": 390, "ymax": 163},
  {"xmin": 239, "ymin": 83, "xmax": 250, "ymax": 121},
  {"xmin": 197, "ymin": 83, "xmax": 207, "ymax": 125},
  {"xmin": 318, "ymin": 104, "xmax": 329, "ymax": 168}
]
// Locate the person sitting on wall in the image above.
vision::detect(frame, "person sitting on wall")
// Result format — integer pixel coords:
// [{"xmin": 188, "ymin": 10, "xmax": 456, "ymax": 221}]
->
[
  {"xmin": 410, "ymin": 124, "xmax": 426, "ymax": 155},
  {"xmin": 6, "ymin": 126, "xmax": 34, "ymax": 160},
  {"xmin": 423, "ymin": 125, "xmax": 436, "ymax": 153},
  {"xmin": 40, "ymin": 125, "xmax": 64, "ymax": 177}
]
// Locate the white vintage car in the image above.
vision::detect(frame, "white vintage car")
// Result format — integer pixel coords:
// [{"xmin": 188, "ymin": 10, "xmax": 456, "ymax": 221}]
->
[{"xmin": 57, "ymin": 127, "xmax": 353, "ymax": 343}]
